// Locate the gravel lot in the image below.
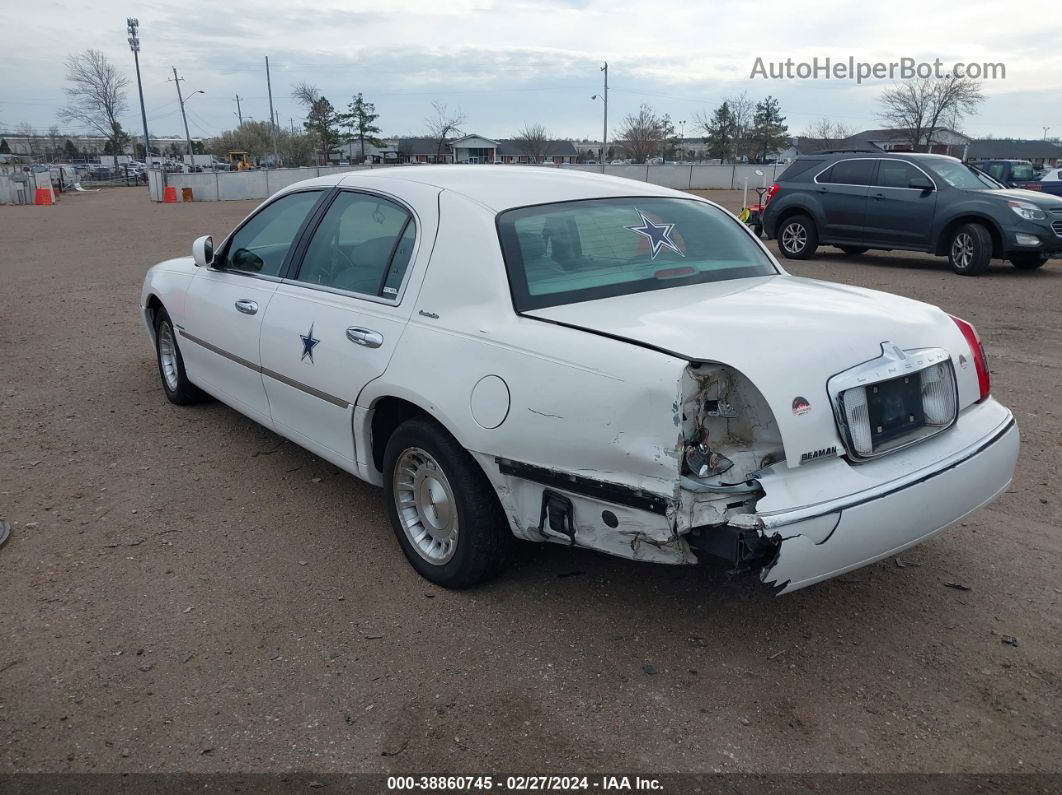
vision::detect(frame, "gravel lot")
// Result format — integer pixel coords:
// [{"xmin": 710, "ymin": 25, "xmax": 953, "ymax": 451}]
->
[{"xmin": 1, "ymin": 186, "xmax": 1059, "ymax": 776}]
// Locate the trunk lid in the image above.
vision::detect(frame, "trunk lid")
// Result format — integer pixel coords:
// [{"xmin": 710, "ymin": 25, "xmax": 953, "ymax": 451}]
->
[{"xmin": 525, "ymin": 274, "xmax": 967, "ymax": 468}]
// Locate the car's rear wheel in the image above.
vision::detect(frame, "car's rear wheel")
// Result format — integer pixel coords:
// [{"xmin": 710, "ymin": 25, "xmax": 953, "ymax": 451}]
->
[
  {"xmin": 840, "ymin": 246, "xmax": 868, "ymax": 256},
  {"xmin": 778, "ymin": 214, "xmax": 818, "ymax": 259},
  {"xmin": 154, "ymin": 307, "xmax": 204, "ymax": 405},
  {"xmin": 383, "ymin": 418, "xmax": 512, "ymax": 588},
  {"xmin": 1009, "ymin": 253, "xmax": 1048, "ymax": 270},
  {"xmin": 948, "ymin": 223, "xmax": 992, "ymax": 276}
]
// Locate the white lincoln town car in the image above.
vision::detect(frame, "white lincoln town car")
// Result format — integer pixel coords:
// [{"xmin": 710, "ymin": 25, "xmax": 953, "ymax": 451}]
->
[{"xmin": 140, "ymin": 166, "xmax": 1019, "ymax": 593}]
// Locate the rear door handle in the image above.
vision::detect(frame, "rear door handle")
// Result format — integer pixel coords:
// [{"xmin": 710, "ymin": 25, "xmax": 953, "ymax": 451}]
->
[
  {"xmin": 346, "ymin": 327, "xmax": 384, "ymax": 348},
  {"xmin": 234, "ymin": 299, "xmax": 258, "ymax": 315},
  {"xmin": 872, "ymin": 192, "xmax": 885, "ymax": 200}
]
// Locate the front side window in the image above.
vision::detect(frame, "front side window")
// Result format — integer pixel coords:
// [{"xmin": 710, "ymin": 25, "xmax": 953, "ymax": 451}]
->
[
  {"xmin": 221, "ymin": 190, "xmax": 323, "ymax": 276},
  {"xmin": 931, "ymin": 161, "xmax": 1002, "ymax": 190},
  {"xmin": 295, "ymin": 191, "xmax": 415, "ymax": 298},
  {"xmin": 819, "ymin": 159, "xmax": 876, "ymax": 186},
  {"xmin": 877, "ymin": 161, "xmax": 927, "ymax": 189},
  {"xmin": 1009, "ymin": 163, "xmax": 1035, "ymax": 181},
  {"xmin": 498, "ymin": 197, "xmax": 776, "ymax": 311}
]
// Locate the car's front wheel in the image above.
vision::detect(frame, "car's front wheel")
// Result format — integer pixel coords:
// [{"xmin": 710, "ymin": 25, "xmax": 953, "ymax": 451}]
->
[
  {"xmin": 1009, "ymin": 253, "xmax": 1048, "ymax": 270},
  {"xmin": 948, "ymin": 223, "xmax": 992, "ymax": 275},
  {"xmin": 154, "ymin": 307, "xmax": 204, "ymax": 405},
  {"xmin": 383, "ymin": 418, "xmax": 513, "ymax": 588},
  {"xmin": 778, "ymin": 214, "xmax": 818, "ymax": 259}
]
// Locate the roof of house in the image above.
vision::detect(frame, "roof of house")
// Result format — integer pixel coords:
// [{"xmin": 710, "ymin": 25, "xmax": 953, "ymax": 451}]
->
[
  {"xmin": 395, "ymin": 136, "xmax": 578, "ymax": 157},
  {"xmin": 495, "ymin": 139, "xmax": 578, "ymax": 157},
  {"xmin": 966, "ymin": 139, "xmax": 1062, "ymax": 160},
  {"xmin": 791, "ymin": 135, "xmax": 884, "ymax": 154}
]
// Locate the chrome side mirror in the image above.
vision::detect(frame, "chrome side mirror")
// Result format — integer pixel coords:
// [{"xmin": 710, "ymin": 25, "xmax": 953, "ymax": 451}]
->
[{"xmin": 192, "ymin": 235, "xmax": 214, "ymax": 267}]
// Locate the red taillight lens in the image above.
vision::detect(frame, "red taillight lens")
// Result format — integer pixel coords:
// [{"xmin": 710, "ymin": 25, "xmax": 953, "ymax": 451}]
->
[
  {"xmin": 950, "ymin": 315, "xmax": 990, "ymax": 402},
  {"xmin": 764, "ymin": 183, "xmax": 780, "ymax": 205}
]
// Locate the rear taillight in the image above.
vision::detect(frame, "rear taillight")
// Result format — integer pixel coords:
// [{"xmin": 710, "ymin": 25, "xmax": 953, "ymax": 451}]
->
[
  {"xmin": 950, "ymin": 315, "xmax": 990, "ymax": 402},
  {"xmin": 764, "ymin": 183, "xmax": 780, "ymax": 205}
]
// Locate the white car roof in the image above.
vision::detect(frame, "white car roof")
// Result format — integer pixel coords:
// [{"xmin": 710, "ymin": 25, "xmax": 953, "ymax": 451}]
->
[{"xmin": 294, "ymin": 165, "xmax": 689, "ymax": 212}]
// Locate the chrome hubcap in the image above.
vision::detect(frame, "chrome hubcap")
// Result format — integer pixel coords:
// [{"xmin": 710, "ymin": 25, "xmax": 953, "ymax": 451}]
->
[
  {"xmin": 781, "ymin": 222, "xmax": 807, "ymax": 253},
  {"xmin": 952, "ymin": 233, "xmax": 974, "ymax": 269},
  {"xmin": 393, "ymin": 447, "xmax": 458, "ymax": 564},
  {"xmin": 158, "ymin": 321, "xmax": 179, "ymax": 391}
]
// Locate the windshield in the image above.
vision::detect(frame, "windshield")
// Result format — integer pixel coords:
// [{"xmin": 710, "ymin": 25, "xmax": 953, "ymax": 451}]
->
[
  {"xmin": 930, "ymin": 161, "xmax": 1004, "ymax": 190},
  {"xmin": 497, "ymin": 197, "xmax": 776, "ymax": 310}
]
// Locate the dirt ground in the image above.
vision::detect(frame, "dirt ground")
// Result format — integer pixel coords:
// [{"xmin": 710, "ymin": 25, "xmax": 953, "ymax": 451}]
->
[{"xmin": 1, "ymin": 186, "xmax": 1059, "ymax": 777}]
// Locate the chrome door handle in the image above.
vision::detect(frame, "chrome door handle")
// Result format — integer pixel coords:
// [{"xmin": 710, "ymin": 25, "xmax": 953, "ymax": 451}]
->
[
  {"xmin": 346, "ymin": 327, "xmax": 384, "ymax": 348},
  {"xmin": 234, "ymin": 299, "xmax": 258, "ymax": 315}
]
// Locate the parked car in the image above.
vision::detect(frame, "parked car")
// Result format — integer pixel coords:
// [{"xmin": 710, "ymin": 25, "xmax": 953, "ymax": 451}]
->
[
  {"xmin": 762, "ymin": 151, "xmax": 1062, "ymax": 274},
  {"xmin": 971, "ymin": 159, "xmax": 1062, "ymax": 197},
  {"xmin": 140, "ymin": 167, "xmax": 1018, "ymax": 593}
]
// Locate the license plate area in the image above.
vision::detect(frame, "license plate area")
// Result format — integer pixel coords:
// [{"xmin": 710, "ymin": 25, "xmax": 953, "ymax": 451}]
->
[{"xmin": 867, "ymin": 374, "xmax": 925, "ymax": 449}]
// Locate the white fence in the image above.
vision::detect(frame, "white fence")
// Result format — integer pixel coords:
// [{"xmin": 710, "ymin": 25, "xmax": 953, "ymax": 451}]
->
[{"xmin": 149, "ymin": 162, "xmax": 788, "ymax": 202}]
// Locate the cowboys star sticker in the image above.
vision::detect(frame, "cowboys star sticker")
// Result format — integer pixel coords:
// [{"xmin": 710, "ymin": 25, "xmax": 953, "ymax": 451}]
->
[
  {"xmin": 300, "ymin": 324, "xmax": 320, "ymax": 363},
  {"xmin": 625, "ymin": 209, "xmax": 684, "ymax": 259}
]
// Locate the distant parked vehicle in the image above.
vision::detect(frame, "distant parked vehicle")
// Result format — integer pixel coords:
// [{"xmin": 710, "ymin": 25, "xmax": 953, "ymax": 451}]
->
[
  {"xmin": 761, "ymin": 151, "xmax": 1062, "ymax": 275},
  {"xmin": 971, "ymin": 160, "xmax": 1062, "ymax": 196}
]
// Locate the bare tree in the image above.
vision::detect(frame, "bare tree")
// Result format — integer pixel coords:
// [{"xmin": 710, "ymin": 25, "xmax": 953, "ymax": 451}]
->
[
  {"xmin": 425, "ymin": 102, "xmax": 466, "ymax": 162},
  {"xmin": 802, "ymin": 117, "xmax": 855, "ymax": 148},
  {"xmin": 59, "ymin": 49, "xmax": 129, "ymax": 170},
  {"xmin": 513, "ymin": 123, "xmax": 552, "ymax": 163},
  {"xmin": 879, "ymin": 76, "xmax": 983, "ymax": 151},
  {"xmin": 614, "ymin": 104, "xmax": 671, "ymax": 164}
]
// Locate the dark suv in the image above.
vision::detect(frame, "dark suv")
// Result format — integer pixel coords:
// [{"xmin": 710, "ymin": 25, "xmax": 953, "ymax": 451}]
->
[{"xmin": 761, "ymin": 151, "xmax": 1062, "ymax": 275}]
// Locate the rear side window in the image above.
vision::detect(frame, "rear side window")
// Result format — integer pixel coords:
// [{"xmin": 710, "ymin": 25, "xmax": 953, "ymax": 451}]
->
[
  {"xmin": 877, "ymin": 161, "xmax": 926, "ymax": 189},
  {"xmin": 818, "ymin": 159, "xmax": 876, "ymax": 186},
  {"xmin": 498, "ymin": 197, "xmax": 776, "ymax": 311},
  {"xmin": 776, "ymin": 159, "xmax": 822, "ymax": 181},
  {"xmin": 295, "ymin": 191, "xmax": 415, "ymax": 299}
]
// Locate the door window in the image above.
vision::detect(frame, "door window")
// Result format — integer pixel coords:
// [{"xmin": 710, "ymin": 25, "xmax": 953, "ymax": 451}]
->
[
  {"xmin": 295, "ymin": 191, "xmax": 415, "ymax": 299},
  {"xmin": 221, "ymin": 190, "xmax": 323, "ymax": 276},
  {"xmin": 877, "ymin": 161, "xmax": 927, "ymax": 189},
  {"xmin": 819, "ymin": 159, "xmax": 876, "ymax": 185}
]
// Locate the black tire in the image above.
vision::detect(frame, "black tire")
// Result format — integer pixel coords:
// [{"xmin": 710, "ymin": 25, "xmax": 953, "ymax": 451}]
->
[
  {"xmin": 752, "ymin": 223, "xmax": 764, "ymax": 238},
  {"xmin": 840, "ymin": 246, "xmax": 869, "ymax": 256},
  {"xmin": 948, "ymin": 223, "xmax": 993, "ymax": 276},
  {"xmin": 153, "ymin": 307, "xmax": 205, "ymax": 405},
  {"xmin": 777, "ymin": 214, "xmax": 819, "ymax": 259},
  {"xmin": 383, "ymin": 418, "xmax": 513, "ymax": 588},
  {"xmin": 1009, "ymin": 253, "xmax": 1048, "ymax": 270}
]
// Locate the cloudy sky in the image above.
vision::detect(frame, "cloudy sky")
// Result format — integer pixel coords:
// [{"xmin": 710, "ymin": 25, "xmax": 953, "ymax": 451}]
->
[{"xmin": 3, "ymin": 0, "xmax": 1060, "ymax": 142}]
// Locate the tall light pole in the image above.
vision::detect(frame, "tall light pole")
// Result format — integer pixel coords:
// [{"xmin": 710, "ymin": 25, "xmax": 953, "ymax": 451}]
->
[
  {"xmin": 169, "ymin": 68, "xmax": 202, "ymax": 172},
  {"xmin": 598, "ymin": 62, "xmax": 608, "ymax": 172},
  {"xmin": 265, "ymin": 56, "xmax": 279, "ymax": 168},
  {"xmin": 679, "ymin": 119, "xmax": 686, "ymax": 161},
  {"xmin": 1044, "ymin": 126, "xmax": 1051, "ymax": 141},
  {"xmin": 127, "ymin": 18, "xmax": 151, "ymax": 165}
]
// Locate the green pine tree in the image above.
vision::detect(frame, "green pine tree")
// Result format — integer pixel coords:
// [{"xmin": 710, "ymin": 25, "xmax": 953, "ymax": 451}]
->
[
  {"xmin": 750, "ymin": 96, "xmax": 789, "ymax": 163},
  {"xmin": 340, "ymin": 93, "xmax": 382, "ymax": 163}
]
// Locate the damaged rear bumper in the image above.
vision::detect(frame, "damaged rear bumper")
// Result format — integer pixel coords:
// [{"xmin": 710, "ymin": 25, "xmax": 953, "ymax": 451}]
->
[{"xmin": 755, "ymin": 413, "xmax": 1019, "ymax": 594}]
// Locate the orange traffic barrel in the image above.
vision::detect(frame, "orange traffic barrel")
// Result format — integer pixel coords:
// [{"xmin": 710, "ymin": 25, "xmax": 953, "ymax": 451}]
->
[
  {"xmin": 34, "ymin": 187, "xmax": 53, "ymax": 206},
  {"xmin": 163, "ymin": 186, "xmax": 178, "ymax": 203},
  {"xmin": 181, "ymin": 187, "xmax": 194, "ymax": 202}
]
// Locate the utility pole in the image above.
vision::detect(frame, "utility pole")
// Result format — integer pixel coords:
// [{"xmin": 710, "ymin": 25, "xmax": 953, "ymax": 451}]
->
[
  {"xmin": 600, "ymin": 62, "xmax": 608, "ymax": 173},
  {"xmin": 169, "ymin": 67, "xmax": 194, "ymax": 172},
  {"xmin": 234, "ymin": 93, "xmax": 243, "ymax": 126},
  {"xmin": 290, "ymin": 117, "xmax": 296, "ymax": 135},
  {"xmin": 125, "ymin": 18, "xmax": 150, "ymax": 165},
  {"xmin": 265, "ymin": 56, "xmax": 279, "ymax": 168},
  {"xmin": 1044, "ymin": 126, "xmax": 1051, "ymax": 140}
]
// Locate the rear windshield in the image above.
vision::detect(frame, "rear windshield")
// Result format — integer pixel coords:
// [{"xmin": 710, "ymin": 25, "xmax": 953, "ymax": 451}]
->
[{"xmin": 497, "ymin": 197, "xmax": 776, "ymax": 310}]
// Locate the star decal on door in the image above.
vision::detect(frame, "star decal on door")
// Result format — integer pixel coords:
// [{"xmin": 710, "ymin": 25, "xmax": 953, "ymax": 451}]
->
[{"xmin": 300, "ymin": 324, "xmax": 320, "ymax": 363}]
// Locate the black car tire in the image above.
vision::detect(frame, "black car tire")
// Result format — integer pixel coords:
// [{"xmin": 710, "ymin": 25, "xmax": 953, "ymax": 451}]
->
[
  {"xmin": 154, "ymin": 307, "xmax": 205, "ymax": 405},
  {"xmin": 1009, "ymin": 253, "xmax": 1048, "ymax": 270},
  {"xmin": 840, "ymin": 246, "xmax": 868, "ymax": 256},
  {"xmin": 383, "ymin": 418, "xmax": 513, "ymax": 589},
  {"xmin": 948, "ymin": 223, "xmax": 992, "ymax": 276},
  {"xmin": 778, "ymin": 214, "xmax": 818, "ymax": 259}
]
